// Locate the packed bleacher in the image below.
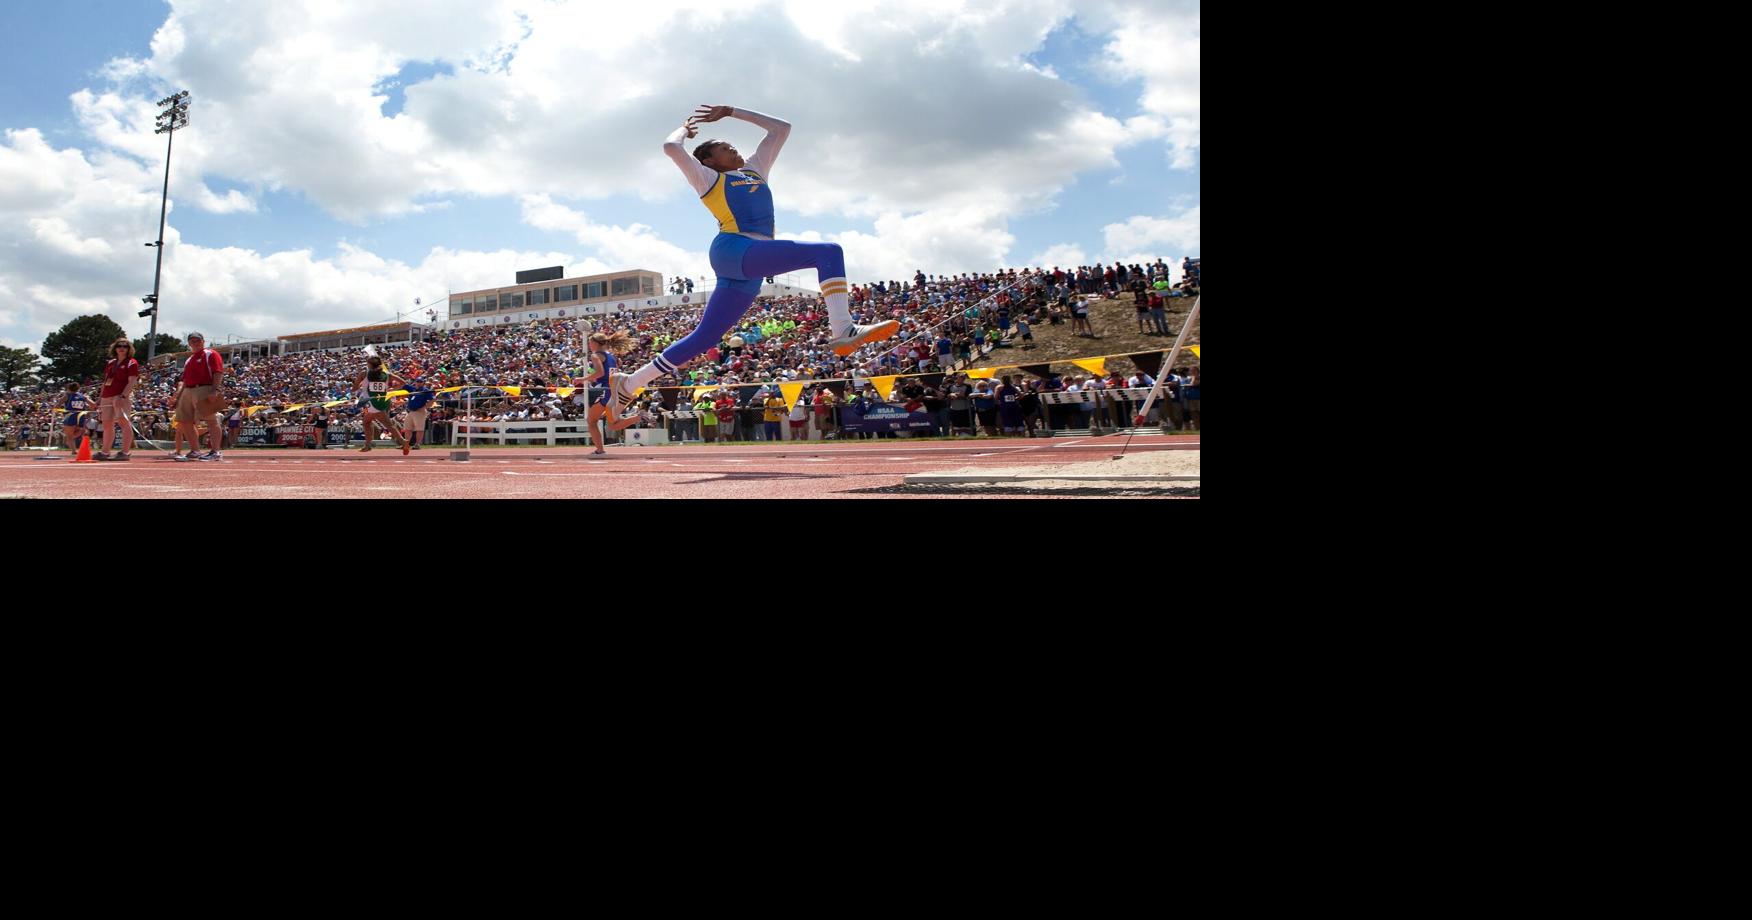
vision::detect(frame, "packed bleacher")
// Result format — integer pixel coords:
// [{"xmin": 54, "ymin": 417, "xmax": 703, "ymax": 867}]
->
[{"xmin": 6, "ymin": 259, "xmax": 1199, "ymax": 447}]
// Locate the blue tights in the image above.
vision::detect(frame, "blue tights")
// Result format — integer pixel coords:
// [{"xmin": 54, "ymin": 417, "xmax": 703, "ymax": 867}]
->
[{"xmin": 653, "ymin": 237, "xmax": 846, "ymax": 372}]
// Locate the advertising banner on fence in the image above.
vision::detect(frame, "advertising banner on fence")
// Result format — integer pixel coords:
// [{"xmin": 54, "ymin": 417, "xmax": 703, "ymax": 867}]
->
[
  {"xmin": 837, "ymin": 402, "xmax": 932, "ymax": 434},
  {"xmin": 269, "ymin": 426, "xmax": 356, "ymax": 447}
]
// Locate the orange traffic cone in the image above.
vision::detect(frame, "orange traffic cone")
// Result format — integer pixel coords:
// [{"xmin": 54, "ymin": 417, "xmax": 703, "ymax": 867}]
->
[{"xmin": 72, "ymin": 435, "xmax": 95, "ymax": 463}]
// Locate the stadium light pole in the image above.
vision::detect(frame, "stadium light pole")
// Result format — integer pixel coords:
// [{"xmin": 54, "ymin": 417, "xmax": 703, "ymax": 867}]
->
[{"xmin": 143, "ymin": 91, "xmax": 190, "ymax": 365}]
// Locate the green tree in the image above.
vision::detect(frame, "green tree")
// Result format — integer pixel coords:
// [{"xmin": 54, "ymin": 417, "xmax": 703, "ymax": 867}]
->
[
  {"xmin": 0, "ymin": 346, "xmax": 41, "ymax": 390},
  {"xmin": 41, "ymin": 314, "xmax": 128, "ymax": 383},
  {"xmin": 134, "ymin": 333, "xmax": 182, "ymax": 362}
]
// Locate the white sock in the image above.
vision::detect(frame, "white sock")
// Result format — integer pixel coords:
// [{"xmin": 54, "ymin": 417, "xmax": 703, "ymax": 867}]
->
[
  {"xmin": 821, "ymin": 278, "xmax": 852, "ymax": 334},
  {"xmin": 627, "ymin": 362, "xmax": 664, "ymax": 390}
]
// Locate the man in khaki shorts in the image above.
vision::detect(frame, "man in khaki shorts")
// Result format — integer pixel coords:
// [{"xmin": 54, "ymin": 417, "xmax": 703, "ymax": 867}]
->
[
  {"xmin": 173, "ymin": 332, "xmax": 227, "ymax": 461},
  {"xmin": 402, "ymin": 378, "xmax": 436, "ymax": 450}
]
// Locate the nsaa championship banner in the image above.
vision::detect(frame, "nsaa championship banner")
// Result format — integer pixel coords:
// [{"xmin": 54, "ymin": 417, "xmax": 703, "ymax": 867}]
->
[{"xmin": 838, "ymin": 402, "xmax": 932, "ymax": 434}]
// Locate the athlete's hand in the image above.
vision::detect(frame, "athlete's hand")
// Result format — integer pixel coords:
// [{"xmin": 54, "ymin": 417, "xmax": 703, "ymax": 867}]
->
[
  {"xmin": 691, "ymin": 105, "xmax": 733, "ymax": 124},
  {"xmin": 681, "ymin": 122, "xmax": 699, "ymax": 139}
]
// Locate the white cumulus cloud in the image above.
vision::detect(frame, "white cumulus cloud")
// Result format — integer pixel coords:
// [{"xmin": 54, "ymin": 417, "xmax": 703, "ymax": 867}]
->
[{"xmin": 2, "ymin": 1, "xmax": 1201, "ymax": 353}]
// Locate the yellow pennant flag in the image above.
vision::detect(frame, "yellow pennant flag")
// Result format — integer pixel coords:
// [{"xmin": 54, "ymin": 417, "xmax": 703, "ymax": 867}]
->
[
  {"xmin": 692, "ymin": 385, "xmax": 718, "ymax": 400},
  {"xmin": 244, "ymin": 406, "xmax": 272, "ymax": 417},
  {"xmin": 1189, "ymin": 345, "xmax": 1200, "ymax": 358},
  {"xmin": 556, "ymin": 387, "xmax": 575, "ymax": 398},
  {"xmin": 387, "ymin": 389, "xmax": 410, "ymax": 399},
  {"xmin": 870, "ymin": 376, "xmax": 898, "ymax": 400},
  {"xmin": 499, "ymin": 386, "xmax": 522, "ymax": 397},
  {"xmin": 282, "ymin": 404, "xmax": 305, "ymax": 413},
  {"xmin": 436, "ymin": 386, "xmax": 466, "ymax": 394},
  {"xmin": 1071, "ymin": 358, "xmax": 1106, "ymax": 376},
  {"xmin": 779, "ymin": 381, "xmax": 805, "ymax": 408},
  {"xmin": 323, "ymin": 400, "xmax": 350, "ymax": 408},
  {"xmin": 964, "ymin": 367, "xmax": 998, "ymax": 380}
]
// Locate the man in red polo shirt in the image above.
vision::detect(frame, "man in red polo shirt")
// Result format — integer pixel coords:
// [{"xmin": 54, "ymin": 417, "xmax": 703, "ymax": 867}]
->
[{"xmin": 172, "ymin": 331, "xmax": 226, "ymax": 461}]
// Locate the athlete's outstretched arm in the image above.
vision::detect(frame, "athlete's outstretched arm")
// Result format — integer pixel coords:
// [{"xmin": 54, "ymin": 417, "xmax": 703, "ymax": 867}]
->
[{"xmin": 663, "ymin": 121, "xmax": 718, "ymax": 196}]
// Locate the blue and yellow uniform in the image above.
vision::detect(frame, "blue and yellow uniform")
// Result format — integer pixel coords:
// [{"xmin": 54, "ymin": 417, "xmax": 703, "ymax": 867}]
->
[
  {"xmin": 701, "ymin": 167, "xmax": 773, "ymax": 238},
  {"xmin": 645, "ymin": 108, "xmax": 855, "ymax": 377},
  {"xmin": 704, "ymin": 165, "xmax": 779, "ymax": 291},
  {"xmin": 62, "ymin": 391, "xmax": 92, "ymax": 428},
  {"xmin": 592, "ymin": 351, "xmax": 618, "ymax": 406}
]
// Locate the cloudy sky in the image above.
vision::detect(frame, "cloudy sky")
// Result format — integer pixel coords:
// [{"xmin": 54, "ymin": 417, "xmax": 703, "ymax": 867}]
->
[{"xmin": 0, "ymin": 0, "xmax": 1199, "ymax": 352}]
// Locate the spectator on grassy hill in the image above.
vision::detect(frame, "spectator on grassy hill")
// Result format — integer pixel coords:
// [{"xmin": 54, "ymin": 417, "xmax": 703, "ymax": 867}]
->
[
  {"xmin": 1071, "ymin": 297, "xmax": 1094, "ymax": 337},
  {"xmin": 1133, "ymin": 280, "xmax": 1152, "ymax": 333},
  {"xmin": 1148, "ymin": 289, "xmax": 1170, "ymax": 336}
]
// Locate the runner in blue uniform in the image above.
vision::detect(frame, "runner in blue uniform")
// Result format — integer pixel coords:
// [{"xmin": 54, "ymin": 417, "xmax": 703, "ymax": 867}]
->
[
  {"xmin": 583, "ymin": 330, "xmax": 634, "ymax": 455},
  {"xmin": 60, "ymin": 382, "xmax": 95, "ymax": 453}
]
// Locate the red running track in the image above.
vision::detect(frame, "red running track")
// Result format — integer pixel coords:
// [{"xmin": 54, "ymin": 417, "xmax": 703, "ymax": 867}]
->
[{"xmin": 0, "ymin": 435, "xmax": 1199, "ymax": 499}]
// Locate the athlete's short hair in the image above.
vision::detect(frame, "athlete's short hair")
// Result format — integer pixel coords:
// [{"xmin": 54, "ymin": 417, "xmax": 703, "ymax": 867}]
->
[{"xmin": 693, "ymin": 140, "xmax": 729, "ymax": 165}]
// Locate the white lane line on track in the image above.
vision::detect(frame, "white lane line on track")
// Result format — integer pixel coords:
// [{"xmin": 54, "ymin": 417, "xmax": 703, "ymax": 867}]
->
[
  {"xmin": 568, "ymin": 443, "xmax": 1182, "ymax": 460},
  {"xmin": 128, "ymin": 484, "xmax": 310, "ymax": 493},
  {"xmin": 6, "ymin": 467, "xmax": 575, "ymax": 478},
  {"xmin": 0, "ymin": 441, "xmax": 1188, "ymax": 468}
]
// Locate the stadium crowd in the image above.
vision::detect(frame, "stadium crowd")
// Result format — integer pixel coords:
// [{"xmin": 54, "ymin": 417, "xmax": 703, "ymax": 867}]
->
[{"xmin": 4, "ymin": 259, "xmax": 1199, "ymax": 448}]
